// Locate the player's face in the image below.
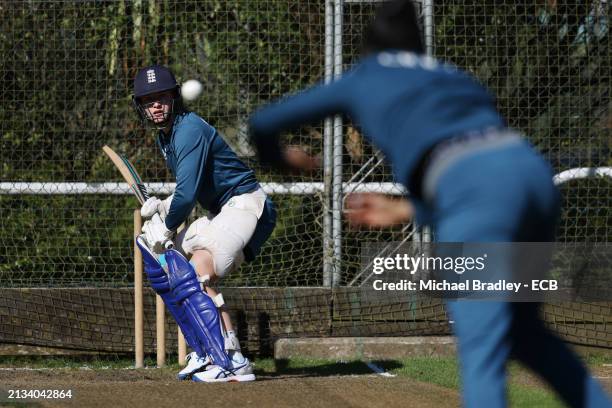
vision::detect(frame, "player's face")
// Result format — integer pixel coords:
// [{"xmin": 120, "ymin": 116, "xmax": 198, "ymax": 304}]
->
[{"xmin": 141, "ymin": 91, "xmax": 174, "ymax": 124}]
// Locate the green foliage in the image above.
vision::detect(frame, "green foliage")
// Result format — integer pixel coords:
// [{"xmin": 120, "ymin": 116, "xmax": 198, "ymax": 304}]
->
[
  {"xmin": 0, "ymin": 1, "xmax": 326, "ymax": 286},
  {"xmin": 435, "ymin": 3, "xmax": 611, "ymax": 169},
  {"xmin": 0, "ymin": 195, "xmax": 135, "ymax": 287}
]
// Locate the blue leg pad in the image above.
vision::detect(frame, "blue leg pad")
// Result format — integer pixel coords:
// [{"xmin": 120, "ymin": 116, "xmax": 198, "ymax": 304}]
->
[
  {"xmin": 135, "ymin": 236, "xmax": 205, "ymax": 357},
  {"xmin": 165, "ymin": 249, "xmax": 231, "ymax": 369}
]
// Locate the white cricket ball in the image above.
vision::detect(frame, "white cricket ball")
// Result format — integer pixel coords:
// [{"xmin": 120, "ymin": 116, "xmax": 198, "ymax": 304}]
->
[{"xmin": 181, "ymin": 79, "xmax": 203, "ymax": 101}]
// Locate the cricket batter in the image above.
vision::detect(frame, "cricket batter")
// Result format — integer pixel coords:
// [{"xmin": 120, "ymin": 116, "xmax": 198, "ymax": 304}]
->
[
  {"xmin": 132, "ymin": 64, "xmax": 276, "ymax": 382},
  {"xmin": 248, "ymin": 1, "xmax": 611, "ymax": 406}
]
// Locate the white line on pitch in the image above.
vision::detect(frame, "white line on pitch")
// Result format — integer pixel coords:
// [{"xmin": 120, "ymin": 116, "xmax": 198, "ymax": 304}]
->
[{"xmin": 366, "ymin": 362, "xmax": 396, "ymax": 377}]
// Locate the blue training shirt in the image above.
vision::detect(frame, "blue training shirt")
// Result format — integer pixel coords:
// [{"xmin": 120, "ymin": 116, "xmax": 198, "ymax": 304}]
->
[
  {"xmin": 249, "ymin": 51, "xmax": 505, "ymax": 193},
  {"xmin": 157, "ymin": 112, "xmax": 259, "ymax": 231}
]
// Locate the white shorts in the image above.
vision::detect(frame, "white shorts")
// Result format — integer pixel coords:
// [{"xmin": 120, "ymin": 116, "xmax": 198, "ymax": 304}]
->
[{"xmin": 176, "ymin": 188, "xmax": 267, "ymax": 278}]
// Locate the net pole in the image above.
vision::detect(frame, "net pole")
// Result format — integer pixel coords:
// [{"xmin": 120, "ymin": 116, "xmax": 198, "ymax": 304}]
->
[
  {"xmin": 323, "ymin": 0, "xmax": 335, "ymax": 287},
  {"xmin": 134, "ymin": 210, "xmax": 144, "ymax": 368},
  {"xmin": 332, "ymin": 0, "xmax": 345, "ymax": 286},
  {"xmin": 423, "ymin": 0, "xmax": 434, "ymax": 55},
  {"xmin": 420, "ymin": 0, "xmax": 434, "ymax": 244}
]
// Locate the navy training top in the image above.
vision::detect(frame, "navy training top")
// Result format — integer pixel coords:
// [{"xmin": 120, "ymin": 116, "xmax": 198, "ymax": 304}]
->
[
  {"xmin": 157, "ymin": 112, "xmax": 259, "ymax": 230},
  {"xmin": 249, "ymin": 50, "xmax": 504, "ymax": 194}
]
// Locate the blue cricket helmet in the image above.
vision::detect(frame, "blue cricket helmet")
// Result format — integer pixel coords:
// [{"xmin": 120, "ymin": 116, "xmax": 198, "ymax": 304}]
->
[
  {"xmin": 132, "ymin": 65, "xmax": 184, "ymax": 128},
  {"xmin": 133, "ymin": 65, "xmax": 179, "ymax": 99}
]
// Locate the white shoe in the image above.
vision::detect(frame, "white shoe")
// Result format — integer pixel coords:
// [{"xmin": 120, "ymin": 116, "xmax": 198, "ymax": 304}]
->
[
  {"xmin": 192, "ymin": 354, "xmax": 255, "ymax": 383},
  {"xmin": 177, "ymin": 352, "xmax": 211, "ymax": 380}
]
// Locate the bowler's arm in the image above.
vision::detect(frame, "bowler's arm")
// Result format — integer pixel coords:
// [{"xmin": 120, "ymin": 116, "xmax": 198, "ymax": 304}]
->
[{"xmin": 248, "ymin": 78, "xmax": 350, "ymax": 169}]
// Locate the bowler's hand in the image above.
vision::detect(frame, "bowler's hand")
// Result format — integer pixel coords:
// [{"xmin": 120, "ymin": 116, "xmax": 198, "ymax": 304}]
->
[
  {"xmin": 282, "ymin": 146, "xmax": 321, "ymax": 173},
  {"xmin": 344, "ymin": 193, "xmax": 414, "ymax": 228}
]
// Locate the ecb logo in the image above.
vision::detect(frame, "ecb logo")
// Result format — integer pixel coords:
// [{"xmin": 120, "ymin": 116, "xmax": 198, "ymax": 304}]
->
[{"xmin": 146, "ymin": 69, "xmax": 156, "ymax": 83}]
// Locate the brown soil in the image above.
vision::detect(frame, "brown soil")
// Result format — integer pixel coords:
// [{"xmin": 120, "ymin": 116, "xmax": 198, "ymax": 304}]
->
[
  {"xmin": 0, "ymin": 368, "xmax": 460, "ymax": 408},
  {"xmin": 509, "ymin": 362, "xmax": 612, "ymax": 394}
]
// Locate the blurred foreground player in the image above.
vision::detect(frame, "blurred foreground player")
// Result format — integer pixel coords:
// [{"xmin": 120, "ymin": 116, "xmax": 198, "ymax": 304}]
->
[
  {"xmin": 248, "ymin": 1, "xmax": 611, "ymax": 406},
  {"xmin": 132, "ymin": 64, "xmax": 276, "ymax": 382}
]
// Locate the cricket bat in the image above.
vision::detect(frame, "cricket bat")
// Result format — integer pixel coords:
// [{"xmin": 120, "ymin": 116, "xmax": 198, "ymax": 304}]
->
[{"xmin": 102, "ymin": 145, "xmax": 173, "ymax": 249}]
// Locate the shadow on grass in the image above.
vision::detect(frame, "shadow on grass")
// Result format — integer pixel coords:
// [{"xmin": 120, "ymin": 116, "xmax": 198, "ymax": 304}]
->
[{"xmin": 259, "ymin": 359, "xmax": 403, "ymax": 379}]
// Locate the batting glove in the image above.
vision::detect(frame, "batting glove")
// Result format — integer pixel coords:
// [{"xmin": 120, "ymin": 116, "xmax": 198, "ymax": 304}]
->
[
  {"xmin": 141, "ymin": 216, "xmax": 175, "ymax": 253},
  {"xmin": 141, "ymin": 194, "xmax": 173, "ymax": 220},
  {"xmin": 141, "ymin": 197, "xmax": 162, "ymax": 219}
]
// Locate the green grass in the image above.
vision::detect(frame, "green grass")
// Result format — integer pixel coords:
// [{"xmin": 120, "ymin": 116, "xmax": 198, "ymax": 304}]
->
[
  {"xmin": 507, "ymin": 384, "xmax": 565, "ymax": 408},
  {"xmin": 582, "ymin": 353, "xmax": 612, "ymax": 366},
  {"xmin": 385, "ymin": 356, "xmax": 461, "ymax": 389},
  {"xmin": 0, "ymin": 355, "xmax": 153, "ymax": 370}
]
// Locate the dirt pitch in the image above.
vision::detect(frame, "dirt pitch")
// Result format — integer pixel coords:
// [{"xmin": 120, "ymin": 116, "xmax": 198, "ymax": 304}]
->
[{"xmin": 0, "ymin": 367, "xmax": 460, "ymax": 408}]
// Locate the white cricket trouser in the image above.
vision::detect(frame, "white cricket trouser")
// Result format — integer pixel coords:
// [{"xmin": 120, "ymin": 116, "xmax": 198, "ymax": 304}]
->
[{"xmin": 177, "ymin": 188, "xmax": 267, "ymax": 278}]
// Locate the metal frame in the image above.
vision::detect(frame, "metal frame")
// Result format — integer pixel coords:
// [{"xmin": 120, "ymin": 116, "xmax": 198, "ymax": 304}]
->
[{"xmin": 325, "ymin": 0, "xmax": 435, "ymax": 286}]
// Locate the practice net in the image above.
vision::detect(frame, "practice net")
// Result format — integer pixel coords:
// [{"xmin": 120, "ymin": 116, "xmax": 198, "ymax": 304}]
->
[{"xmin": 0, "ymin": 1, "xmax": 610, "ymax": 356}]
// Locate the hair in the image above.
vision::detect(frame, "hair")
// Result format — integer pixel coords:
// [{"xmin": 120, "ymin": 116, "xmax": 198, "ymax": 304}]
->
[{"xmin": 362, "ymin": 0, "xmax": 425, "ymax": 55}]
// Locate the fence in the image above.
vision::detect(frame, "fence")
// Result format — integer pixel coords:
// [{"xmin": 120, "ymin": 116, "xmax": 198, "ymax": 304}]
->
[{"xmin": 1, "ymin": 1, "xmax": 610, "ymax": 356}]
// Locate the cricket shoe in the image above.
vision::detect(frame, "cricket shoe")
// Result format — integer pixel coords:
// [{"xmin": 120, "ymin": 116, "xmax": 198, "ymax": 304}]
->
[
  {"xmin": 192, "ymin": 354, "xmax": 255, "ymax": 383},
  {"xmin": 177, "ymin": 352, "xmax": 211, "ymax": 380}
]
